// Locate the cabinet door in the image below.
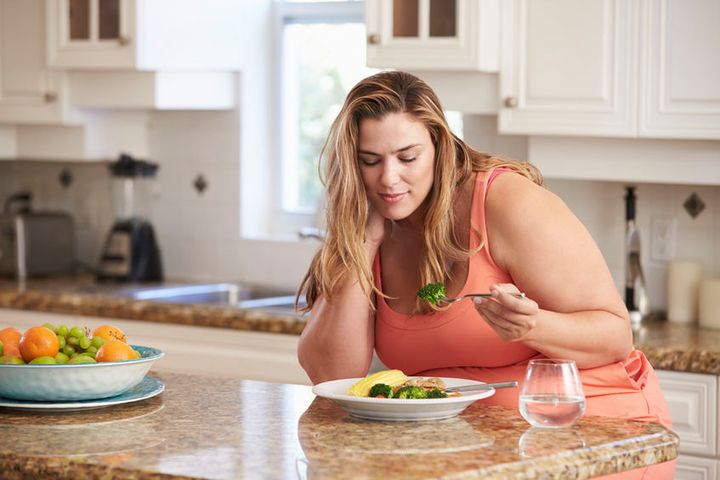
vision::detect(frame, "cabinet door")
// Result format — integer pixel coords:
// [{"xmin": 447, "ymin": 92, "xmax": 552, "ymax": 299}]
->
[
  {"xmin": 499, "ymin": 0, "xmax": 636, "ymax": 136},
  {"xmin": 365, "ymin": 0, "xmax": 499, "ymax": 71},
  {"xmin": 675, "ymin": 454, "xmax": 719, "ymax": 480},
  {"xmin": 639, "ymin": 0, "xmax": 720, "ymax": 139},
  {"xmin": 46, "ymin": 0, "xmax": 136, "ymax": 68},
  {"xmin": 0, "ymin": 0, "xmax": 64, "ymax": 123},
  {"xmin": 656, "ymin": 370, "xmax": 718, "ymax": 457}
]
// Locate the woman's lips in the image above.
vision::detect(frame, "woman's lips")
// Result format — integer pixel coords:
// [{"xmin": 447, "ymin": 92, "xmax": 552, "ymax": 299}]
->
[{"xmin": 379, "ymin": 192, "xmax": 407, "ymax": 204}]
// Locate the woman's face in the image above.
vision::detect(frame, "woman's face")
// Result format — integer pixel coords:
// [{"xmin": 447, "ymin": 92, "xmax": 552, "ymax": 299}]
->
[{"xmin": 357, "ymin": 112, "xmax": 435, "ymax": 223}]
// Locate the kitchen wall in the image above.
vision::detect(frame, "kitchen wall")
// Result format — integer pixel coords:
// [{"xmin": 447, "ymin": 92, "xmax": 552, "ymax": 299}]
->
[{"xmin": 1, "ymin": 111, "xmax": 718, "ymax": 312}]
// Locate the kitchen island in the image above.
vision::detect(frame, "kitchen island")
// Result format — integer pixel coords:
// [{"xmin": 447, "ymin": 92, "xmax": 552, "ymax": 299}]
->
[{"xmin": 0, "ymin": 372, "xmax": 678, "ymax": 479}]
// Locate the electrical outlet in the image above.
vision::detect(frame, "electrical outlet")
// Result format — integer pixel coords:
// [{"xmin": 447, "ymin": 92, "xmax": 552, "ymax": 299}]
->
[{"xmin": 650, "ymin": 216, "xmax": 676, "ymax": 261}]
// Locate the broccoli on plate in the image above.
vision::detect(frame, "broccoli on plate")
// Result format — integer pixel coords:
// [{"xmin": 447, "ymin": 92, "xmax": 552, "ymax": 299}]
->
[
  {"xmin": 394, "ymin": 385, "xmax": 429, "ymax": 399},
  {"xmin": 368, "ymin": 383, "xmax": 393, "ymax": 398},
  {"xmin": 427, "ymin": 387, "xmax": 448, "ymax": 399}
]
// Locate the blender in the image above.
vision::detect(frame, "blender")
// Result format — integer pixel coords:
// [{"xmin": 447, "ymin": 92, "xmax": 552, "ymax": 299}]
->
[{"xmin": 97, "ymin": 154, "xmax": 163, "ymax": 282}]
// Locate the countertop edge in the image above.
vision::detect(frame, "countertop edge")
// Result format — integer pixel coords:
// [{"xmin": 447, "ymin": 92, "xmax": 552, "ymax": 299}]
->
[{"xmin": 474, "ymin": 429, "xmax": 679, "ymax": 479}]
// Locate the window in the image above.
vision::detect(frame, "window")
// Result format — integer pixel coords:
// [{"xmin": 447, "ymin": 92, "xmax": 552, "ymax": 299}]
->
[
  {"xmin": 273, "ymin": 0, "xmax": 463, "ymax": 236},
  {"xmin": 277, "ymin": 0, "xmax": 373, "ymax": 222}
]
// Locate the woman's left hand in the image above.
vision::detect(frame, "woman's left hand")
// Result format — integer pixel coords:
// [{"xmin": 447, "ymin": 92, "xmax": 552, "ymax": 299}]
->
[{"xmin": 473, "ymin": 283, "xmax": 540, "ymax": 342}]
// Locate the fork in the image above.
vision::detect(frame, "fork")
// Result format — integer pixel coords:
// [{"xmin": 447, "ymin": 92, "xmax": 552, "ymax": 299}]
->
[{"xmin": 440, "ymin": 292, "xmax": 526, "ymax": 304}]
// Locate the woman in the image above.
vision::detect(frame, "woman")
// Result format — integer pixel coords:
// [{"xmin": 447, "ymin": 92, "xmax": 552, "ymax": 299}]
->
[{"xmin": 297, "ymin": 71, "xmax": 672, "ymax": 478}]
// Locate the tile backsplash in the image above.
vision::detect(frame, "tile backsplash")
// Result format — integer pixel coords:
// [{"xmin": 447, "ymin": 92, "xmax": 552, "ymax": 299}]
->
[{"xmin": 0, "ymin": 111, "xmax": 718, "ymax": 311}]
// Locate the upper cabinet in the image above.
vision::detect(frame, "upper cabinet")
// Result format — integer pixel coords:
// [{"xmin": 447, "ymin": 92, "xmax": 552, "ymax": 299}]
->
[
  {"xmin": 499, "ymin": 0, "xmax": 720, "ymax": 140},
  {"xmin": 639, "ymin": 0, "xmax": 720, "ymax": 139},
  {"xmin": 0, "ymin": 0, "xmax": 67, "ymax": 124},
  {"xmin": 365, "ymin": 0, "xmax": 499, "ymax": 71},
  {"xmin": 499, "ymin": 0, "xmax": 636, "ymax": 137},
  {"xmin": 46, "ymin": 0, "xmax": 243, "ymax": 70}
]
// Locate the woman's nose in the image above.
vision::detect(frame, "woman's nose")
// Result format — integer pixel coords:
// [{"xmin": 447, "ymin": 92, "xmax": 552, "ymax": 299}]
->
[{"xmin": 379, "ymin": 160, "xmax": 399, "ymax": 186}]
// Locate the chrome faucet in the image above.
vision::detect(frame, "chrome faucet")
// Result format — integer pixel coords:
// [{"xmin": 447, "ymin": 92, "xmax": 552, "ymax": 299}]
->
[{"xmin": 298, "ymin": 227, "xmax": 326, "ymax": 241}]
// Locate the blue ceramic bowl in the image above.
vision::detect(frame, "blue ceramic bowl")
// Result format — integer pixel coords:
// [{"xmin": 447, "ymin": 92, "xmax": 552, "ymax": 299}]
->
[{"xmin": 0, "ymin": 345, "xmax": 164, "ymax": 401}]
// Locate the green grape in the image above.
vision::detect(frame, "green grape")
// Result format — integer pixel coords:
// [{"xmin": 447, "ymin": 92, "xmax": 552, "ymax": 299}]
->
[
  {"xmin": 67, "ymin": 336, "xmax": 79, "ymax": 347},
  {"xmin": 69, "ymin": 326, "xmax": 85, "ymax": 338},
  {"xmin": 78, "ymin": 336, "xmax": 91, "ymax": 350},
  {"xmin": 57, "ymin": 335, "xmax": 66, "ymax": 349},
  {"xmin": 29, "ymin": 356, "xmax": 57, "ymax": 364},
  {"xmin": 62, "ymin": 345, "xmax": 75, "ymax": 356},
  {"xmin": 42, "ymin": 322, "xmax": 55, "ymax": 331},
  {"xmin": 84, "ymin": 345, "xmax": 97, "ymax": 356},
  {"xmin": 67, "ymin": 355, "xmax": 96, "ymax": 364},
  {"xmin": 54, "ymin": 352, "xmax": 69, "ymax": 364},
  {"xmin": 0, "ymin": 355, "xmax": 24, "ymax": 364},
  {"xmin": 90, "ymin": 336, "xmax": 106, "ymax": 349},
  {"xmin": 56, "ymin": 325, "xmax": 69, "ymax": 337}
]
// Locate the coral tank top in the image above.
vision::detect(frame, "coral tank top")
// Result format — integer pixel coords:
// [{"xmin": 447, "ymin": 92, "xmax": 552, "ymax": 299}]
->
[{"xmin": 373, "ymin": 168, "xmax": 538, "ymax": 373}]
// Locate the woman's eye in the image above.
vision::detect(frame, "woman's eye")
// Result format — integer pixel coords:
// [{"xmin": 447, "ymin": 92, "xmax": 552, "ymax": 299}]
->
[
  {"xmin": 359, "ymin": 158, "xmax": 380, "ymax": 166},
  {"xmin": 399, "ymin": 157, "xmax": 416, "ymax": 163}
]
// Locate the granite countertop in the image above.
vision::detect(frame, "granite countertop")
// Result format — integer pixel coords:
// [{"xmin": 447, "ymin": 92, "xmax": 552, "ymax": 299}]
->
[
  {"xmin": 633, "ymin": 319, "xmax": 720, "ymax": 375},
  {"xmin": 0, "ymin": 372, "xmax": 678, "ymax": 479},
  {"xmin": 1, "ymin": 277, "xmax": 719, "ymax": 375},
  {"xmin": 0, "ymin": 276, "xmax": 306, "ymax": 335}
]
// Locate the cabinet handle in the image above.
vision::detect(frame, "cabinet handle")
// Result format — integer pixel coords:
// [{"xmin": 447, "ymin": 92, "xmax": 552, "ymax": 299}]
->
[
  {"xmin": 503, "ymin": 97, "xmax": 518, "ymax": 108},
  {"xmin": 118, "ymin": 35, "xmax": 131, "ymax": 46},
  {"xmin": 367, "ymin": 34, "xmax": 380, "ymax": 45},
  {"xmin": 44, "ymin": 92, "xmax": 57, "ymax": 103}
]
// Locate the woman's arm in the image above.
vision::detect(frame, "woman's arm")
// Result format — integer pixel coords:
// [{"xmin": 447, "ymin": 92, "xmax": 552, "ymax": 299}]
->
[
  {"xmin": 297, "ymin": 246, "xmax": 377, "ymax": 384},
  {"xmin": 297, "ymin": 209, "xmax": 387, "ymax": 384},
  {"xmin": 477, "ymin": 173, "xmax": 633, "ymax": 368}
]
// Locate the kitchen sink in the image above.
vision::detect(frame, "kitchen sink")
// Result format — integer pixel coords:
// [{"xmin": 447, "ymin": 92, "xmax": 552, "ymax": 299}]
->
[{"xmin": 113, "ymin": 283, "xmax": 305, "ymax": 313}]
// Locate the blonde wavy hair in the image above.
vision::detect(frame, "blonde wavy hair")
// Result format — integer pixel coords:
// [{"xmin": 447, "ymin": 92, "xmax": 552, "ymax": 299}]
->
[{"xmin": 297, "ymin": 71, "xmax": 542, "ymax": 313}]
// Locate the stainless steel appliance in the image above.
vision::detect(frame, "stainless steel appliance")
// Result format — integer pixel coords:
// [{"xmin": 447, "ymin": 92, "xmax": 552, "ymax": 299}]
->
[
  {"xmin": 0, "ymin": 192, "xmax": 75, "ymax": 279},
  {"xmin": 97, "ymin": 154, "xmax": 163, "ymax": 282},
  {"xmin": 624, "ymin": 186, "xmax": 649, "ymax": 328}
]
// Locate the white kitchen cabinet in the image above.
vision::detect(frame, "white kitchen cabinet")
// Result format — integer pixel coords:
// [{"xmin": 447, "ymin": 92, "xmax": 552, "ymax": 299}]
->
[
  {"xmin": 365, "ymin": 0, "xmax": 499, "ymax": 71},
  {"xmin": 499, "ymin": 0, "xmax": 636, "ymax": 137},
  {"xmin": 675, "ymin": 455, "xmax": 718, "ymax": 480},
  {"xmin": 657, "ymin": 369, "xmax": 720, "ymax": 479},
  {"xmin": 639, "ymin": 0, "xmax": 720, "ymax": 139},
  {"xmin": 500, "ymin": 0, "xmax": 720, "ymax": 140},
  {"xmin": 0, "ymin": 0, "xmax": 67, "ymax": 124},
  {"xmin": 0, "ymin": 308, "xmax": 311, "ymax": 386},
  {"xmin": 46, "ymin": 0, "xmax": 243, "ymax": 71}
]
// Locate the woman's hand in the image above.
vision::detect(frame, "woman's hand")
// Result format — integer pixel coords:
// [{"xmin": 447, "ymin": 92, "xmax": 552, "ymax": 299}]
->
[{"xmin": 473, "ymin": 283, "xmax": 540, "ymax": 342}]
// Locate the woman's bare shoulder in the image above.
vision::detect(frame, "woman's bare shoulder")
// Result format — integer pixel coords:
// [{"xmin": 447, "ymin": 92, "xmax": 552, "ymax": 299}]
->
[
  {"xmin": 485, "ymin": 171, "xmax": 561, "ymax": 219},
  {"xmin": 484, "ymin": 171, "xmax": 576, "ymax": 269}
]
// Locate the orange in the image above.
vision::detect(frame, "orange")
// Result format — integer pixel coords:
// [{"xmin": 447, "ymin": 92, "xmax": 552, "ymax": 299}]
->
[
  {"xmin": 92, "ymin": 325, "xmax": 127, "ymax": 343},
  {"xmin": 19, "ymin": 326, "xmax": 60, "ymax": 362},
  {"xmin": 0, "ymin": 327, "xmax": 22, "ymax": 357},
  {"xmin": 96, "ymin": 340, "xmax": 140, "ymax": 362}
]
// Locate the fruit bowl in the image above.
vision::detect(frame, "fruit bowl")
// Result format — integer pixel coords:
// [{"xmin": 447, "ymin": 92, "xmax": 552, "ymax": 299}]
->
[{"xmin": 0, "ymin": 345, "xmax": 164, "ymax": 401}]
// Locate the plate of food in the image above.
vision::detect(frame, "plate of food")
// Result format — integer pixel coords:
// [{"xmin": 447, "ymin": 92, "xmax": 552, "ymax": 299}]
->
[{"xmin": 312, "ymin": 370, "xmax": 495, "ymax": 421}]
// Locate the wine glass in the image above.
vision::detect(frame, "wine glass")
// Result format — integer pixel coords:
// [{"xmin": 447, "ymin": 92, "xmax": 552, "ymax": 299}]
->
[{"xmin": 519, "ymin": 359, "xmax": 586, "ymax": 428}]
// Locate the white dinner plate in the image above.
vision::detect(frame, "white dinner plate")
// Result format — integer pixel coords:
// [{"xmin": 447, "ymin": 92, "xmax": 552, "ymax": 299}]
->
[
  {"xmin": 312, "ymin": 376, "xmax": 495, "ymax": 421},
  {"xmin": 0, "ymin": 375, "xmax": 164, "ymax": 411}
]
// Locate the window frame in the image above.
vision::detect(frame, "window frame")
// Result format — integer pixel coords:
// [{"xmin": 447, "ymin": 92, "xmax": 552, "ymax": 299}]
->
[{"xmin": 272, "ymin": 0, "xmax": 366, "ymax": 236}]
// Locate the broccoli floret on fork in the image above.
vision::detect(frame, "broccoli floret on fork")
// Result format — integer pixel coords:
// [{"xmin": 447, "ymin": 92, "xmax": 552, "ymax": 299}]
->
[{"xmin": 416, "ymin": 283, "xmax": 446, "ymax": 305}]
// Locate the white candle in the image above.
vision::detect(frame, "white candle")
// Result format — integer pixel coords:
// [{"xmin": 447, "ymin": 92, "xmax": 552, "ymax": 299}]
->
[
  {"xmin": 699, "ymin": 279, "xmax": 720, "ymax": 330},
  {"xmin": 667, "ymin": 260, "xmax": 703, "ymax": 324}
]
